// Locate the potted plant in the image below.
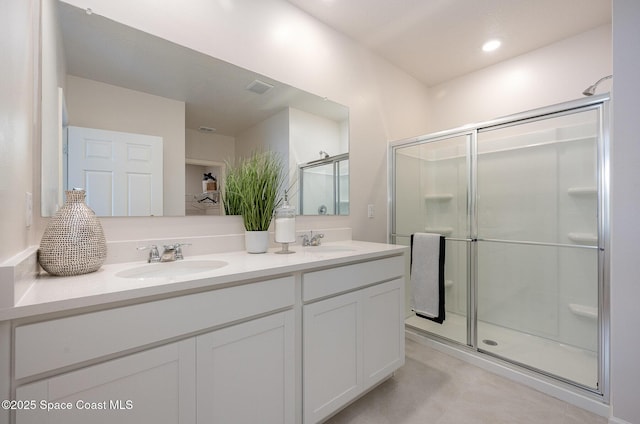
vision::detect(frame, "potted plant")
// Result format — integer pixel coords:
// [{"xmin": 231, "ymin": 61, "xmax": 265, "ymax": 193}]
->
[{"xmin": 222, "ymin": 151, "xmax": 285, "ymax": 253}]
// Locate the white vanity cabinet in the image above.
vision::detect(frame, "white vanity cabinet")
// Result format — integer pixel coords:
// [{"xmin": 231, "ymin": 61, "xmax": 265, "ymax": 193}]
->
[
  {"xmin": 16, "ymin": 339, "xmax": 197, "ymax": 424},
  {"xmin": 12, "ymin": 276, "xmax": 295, "ymax": 424},
  {"xmin": 196, "ymin": 310, "xmax": 295, "ymax": 424},
  {"xmin": 304, "ymin": 290, "xmax": 363, "ymax": 422},
  {"xmin": 2, "ymin": 242, "xmax": 408, "ymax": 424},
  {"xmin": 302, "ymin": 256, "xmax": 405, "ymax": 424}
]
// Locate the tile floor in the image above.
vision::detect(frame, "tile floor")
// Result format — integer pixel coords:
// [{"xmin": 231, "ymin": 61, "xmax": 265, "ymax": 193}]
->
[{"xmin": 325, "ymin": 338, "xmax": 607, "ymax": 424}]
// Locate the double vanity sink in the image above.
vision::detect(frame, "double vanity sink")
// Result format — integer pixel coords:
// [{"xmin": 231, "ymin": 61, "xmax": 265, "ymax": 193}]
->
[
  {"xmin": 7, "ymin": 241, "xmax": 378, "ymax": 316},
  {"xmin": 2, "ymin": 239, "xmax": 408, "ymax": 424},
  {"xmin": 115, "ymin": 245, "xmax": 356, "ymax": 280}
]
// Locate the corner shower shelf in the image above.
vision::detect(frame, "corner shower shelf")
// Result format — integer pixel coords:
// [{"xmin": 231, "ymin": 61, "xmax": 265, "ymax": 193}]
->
[
  {"xmin": 425, "ymin": 227, "xmax": 454, "ymax": 235},
  {"xmin": 424, "ymin": 194, "xmax": 454, "ymax": 201},
  {"xmin": 568, "ymin": 232, "xmax": 598, "ymax": 244},
  {"xmin": 567, "ymin": 187, "xmax": 597, "ymax": 196},
  {"xmin": 568, "ymin": 303, "xmax": 598, "ymax": 320}
]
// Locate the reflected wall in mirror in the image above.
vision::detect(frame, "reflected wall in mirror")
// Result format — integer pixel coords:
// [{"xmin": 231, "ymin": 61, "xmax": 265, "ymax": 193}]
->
[{"xmin": 41, "ymin": 0, "xmax": 349, "ymax": 217}]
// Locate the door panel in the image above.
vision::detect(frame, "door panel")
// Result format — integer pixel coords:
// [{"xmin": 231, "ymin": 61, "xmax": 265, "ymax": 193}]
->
[
  {"xmin": 476, "ymin": 109, "xmax": 599, "ymax": 389},
  {"xmin": 394, "ymin": 134, "xmax": 470, "ymax": 346},
  {"xmin": 67, "ymin": 126, "xmax": 163, "ymax": 216}
]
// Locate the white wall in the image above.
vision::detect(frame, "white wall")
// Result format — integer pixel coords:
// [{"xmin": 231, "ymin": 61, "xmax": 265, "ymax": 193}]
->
[
  {"xmin": 185, "ymin": 128, "xmax": 235, "ymax": 165},
  {"xmin": 290, "ymin": 108, "xmax": 345, "ymax": 165},
  {"xmin": 234, "ymin": 108, "xmax": 291, "ymax": 212},
  {"xmin": 425, "ymin": 25, "xmax": 612, "ymax": 133},
  {"xmin": 65, "ymin": 76, "xmax": 186, "ymax": 216},
  {"xmin": 0, "ymin": 0, "xmax": 38, "ymax": 263},
  {"xmin": 610, "ymin": 1, "xmax": 640, "ymax": 422},
  {"xmin": 235, "ymin": 108, "xmax": 289, "ymax": 162}
]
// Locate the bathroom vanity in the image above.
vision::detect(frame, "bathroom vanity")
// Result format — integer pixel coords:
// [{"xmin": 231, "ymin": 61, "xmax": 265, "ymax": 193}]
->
[{"xmin": 0, "ymin": 240, "xmax": 407, "ymax": 424}]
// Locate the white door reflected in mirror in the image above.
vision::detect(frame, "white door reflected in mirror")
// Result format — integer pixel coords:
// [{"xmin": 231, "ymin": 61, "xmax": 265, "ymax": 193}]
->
[{"xmin": 67, "ymin": 126, "xmax": 163, "ymax": 216}]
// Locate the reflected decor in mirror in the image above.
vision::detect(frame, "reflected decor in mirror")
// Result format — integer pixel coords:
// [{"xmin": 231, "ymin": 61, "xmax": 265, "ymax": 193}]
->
[{"xmin": 41, "ymin": 0, "xmax": 349, "ymax": 217}]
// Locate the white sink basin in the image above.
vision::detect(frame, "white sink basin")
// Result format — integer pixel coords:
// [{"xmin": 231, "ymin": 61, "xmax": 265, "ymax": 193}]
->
[
  {"xmin": 116, "ymin": 260, "xmax": 228, "ymax": 279},
  {"xmin": 305, "ymin": 245, "xmax": 356, "ymax": 253}
]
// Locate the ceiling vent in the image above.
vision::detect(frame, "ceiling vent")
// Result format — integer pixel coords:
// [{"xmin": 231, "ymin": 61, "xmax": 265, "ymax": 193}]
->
[
  {"xmin": 246, "ymin": 79, "xmax": 274, "ymax": 95},
  {"xmin": 198, "ymin": 126, "xmax": 216, "ymax": 133}
]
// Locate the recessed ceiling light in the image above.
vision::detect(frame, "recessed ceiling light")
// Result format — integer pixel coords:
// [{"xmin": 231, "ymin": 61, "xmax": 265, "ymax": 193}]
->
[{"xmin": 482, "ymin": 39, "xmax": 501, "ymax": 52}]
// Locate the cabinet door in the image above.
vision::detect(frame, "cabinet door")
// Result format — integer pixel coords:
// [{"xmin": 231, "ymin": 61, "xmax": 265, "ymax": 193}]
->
[
  {"xmin": 303, "ymin": 290, "xmax": 363, "ymax": 424},
  {"xmin": 16, "ymin": 339, "xmax": 196, "ymax": 424},
  {"xmin": 196, "ymin": 310, "xmax": 295, "ymax": 424},
  {"xmin": 363, "ymin": 278, "xmax": 405, "ymax": 387}
]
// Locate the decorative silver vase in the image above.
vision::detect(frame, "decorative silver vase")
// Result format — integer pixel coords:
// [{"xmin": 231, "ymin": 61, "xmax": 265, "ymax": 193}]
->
[{"xmin": 38, "ymin": 189, "xmax": 107, "ymax": 276}]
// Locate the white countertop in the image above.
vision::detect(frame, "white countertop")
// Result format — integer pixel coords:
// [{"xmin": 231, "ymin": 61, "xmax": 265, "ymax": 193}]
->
[{"xmin": 1, "ymin": 241, "xmax": 407, "ymax": 321}]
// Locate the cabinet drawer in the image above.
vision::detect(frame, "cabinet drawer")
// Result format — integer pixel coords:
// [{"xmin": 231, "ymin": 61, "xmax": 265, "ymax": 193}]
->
[
  {"xmin": 15, "ymin": 276, "xmax": 294, "ymax": 380},
  {"xmin": 302, "ymin": 255, "xmax": 404, "ymax": 302}
]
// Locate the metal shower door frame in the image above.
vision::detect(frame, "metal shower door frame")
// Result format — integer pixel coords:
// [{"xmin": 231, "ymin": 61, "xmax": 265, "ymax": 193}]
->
[{"xmin": 388, "ymin": 94, "xmax": 610, "ymax": 401}]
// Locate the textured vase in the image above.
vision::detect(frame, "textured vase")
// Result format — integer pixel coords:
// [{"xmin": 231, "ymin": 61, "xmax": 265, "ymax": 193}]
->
[
  {"xmin": 38, "ymin": 190, "xmax": 107, "ymax": 276},
  {"xmin": 245, "ymin": 231, "xmax": 269, "ymax": 254}
]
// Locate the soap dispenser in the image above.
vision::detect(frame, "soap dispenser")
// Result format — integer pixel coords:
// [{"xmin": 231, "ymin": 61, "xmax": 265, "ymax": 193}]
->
[{"xmin": 275, "ymin": 191, "xmax": 296, "ymax": 254}]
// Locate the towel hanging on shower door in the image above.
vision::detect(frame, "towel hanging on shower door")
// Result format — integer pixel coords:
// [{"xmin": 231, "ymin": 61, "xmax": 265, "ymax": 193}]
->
[{"xmin": 410, "ymin": 233, "xmax": 445, "ymax": 324}]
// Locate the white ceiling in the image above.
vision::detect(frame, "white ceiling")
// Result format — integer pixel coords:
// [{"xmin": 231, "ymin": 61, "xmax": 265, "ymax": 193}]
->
[{"xmin": 286, "ymin": 0, "xmax": 612, "ymax": 86}]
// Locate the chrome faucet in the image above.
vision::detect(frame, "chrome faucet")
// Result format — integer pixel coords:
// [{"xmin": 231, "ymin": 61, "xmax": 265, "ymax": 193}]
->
[
  {"xmin": 138, "ymin": 245, "xmax": 160, "ymax": 263},
  {"xmin": 301, "ymin": 231, "xmax": 325, "ymax": 246},
  {"xmin": 138, "ymin": 243, "xmax": 191, "ymax": 262},
  {"xmin": 160, "ymin": 243, "xmax": 191, "ymax": 262}
]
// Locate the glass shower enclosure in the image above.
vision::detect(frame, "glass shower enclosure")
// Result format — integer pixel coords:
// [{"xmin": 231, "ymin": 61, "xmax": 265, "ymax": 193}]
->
[
  {"xmin": 390, "ymin": 95, "xmax": 609, "ymax": 396},
  {"xmin": 299, "ymin": 153, "xmax": 349, "ymax": 215}
]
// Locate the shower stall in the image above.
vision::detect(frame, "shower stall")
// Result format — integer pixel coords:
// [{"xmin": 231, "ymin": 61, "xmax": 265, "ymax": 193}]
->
[
  {"xmin": 389, "ymin": 95, "xmax": 609, "ymax": 397},
  {"xmin": 299, "ymin": 153, "xmax": 349, "ymax": 215}
]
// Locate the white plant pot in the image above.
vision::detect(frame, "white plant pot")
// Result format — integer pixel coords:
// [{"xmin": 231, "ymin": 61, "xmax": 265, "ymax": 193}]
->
[{"xmin": 245, "ymin": 230, "xmax": 269, "ymax": 254}]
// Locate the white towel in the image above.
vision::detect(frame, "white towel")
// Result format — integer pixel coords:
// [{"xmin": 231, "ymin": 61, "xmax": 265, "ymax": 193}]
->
[{"xmin": 410, "ymin": 233, "xmax": 445, "ymax": 323}]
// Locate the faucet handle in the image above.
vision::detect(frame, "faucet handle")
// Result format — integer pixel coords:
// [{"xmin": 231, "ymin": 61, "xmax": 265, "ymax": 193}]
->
[
  {"xmin": 310, "ymin": 233, "xmax": 325, "ymax": 246},
  {"xmin": 174, "ymin": 243, "xmax": 191, "ymax": 260},
  {"xmin": 137, "ymin": 245, "xmax": 160, "ymax": 263},
  {"xmin": 299, "ymin": 234, "xmax": 310, "ymax": 246}
]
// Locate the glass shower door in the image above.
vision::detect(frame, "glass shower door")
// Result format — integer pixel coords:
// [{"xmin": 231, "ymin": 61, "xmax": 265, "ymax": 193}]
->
[
  {"xmin": 393, "ymin": 133, "xmax": 470, "ymax": 346},
  {"xmin": 299, "ymin": 154, "xmax": 349, "ymax": 215},
  {"xmin": 301, "ymin": 162, "xmax": 336, "ymax": 215},
  {"xmin": 337, "ymin": 158, "xmax": 349, "ymax": 215},
  {"xmin": 476, "ymin": 108, "xmax": 600, "ymax": 389}
]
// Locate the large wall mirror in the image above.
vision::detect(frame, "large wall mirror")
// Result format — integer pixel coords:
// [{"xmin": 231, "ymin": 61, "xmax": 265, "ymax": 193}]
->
[{"xmin": 41, "ymin": 0, "xmax": 349, "ymax": 217}]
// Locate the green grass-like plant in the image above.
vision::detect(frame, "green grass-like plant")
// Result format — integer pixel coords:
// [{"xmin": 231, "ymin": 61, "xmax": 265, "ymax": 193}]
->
[
  {"xmin": 222, "ymin": 151, "xmax": 285, "ymax": 231},
  {"xmin": 222, "ymin": 165, "xmax": 243, "ymax": 216}
]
